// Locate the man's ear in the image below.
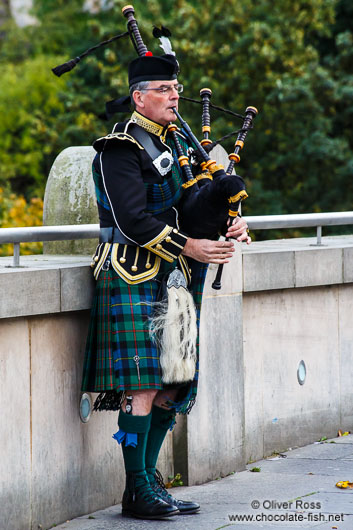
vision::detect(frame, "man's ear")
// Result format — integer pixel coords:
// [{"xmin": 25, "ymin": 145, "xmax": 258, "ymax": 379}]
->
[{"xmin": 133, "ymin": 90, "xmax": 145, "ymax": 109}]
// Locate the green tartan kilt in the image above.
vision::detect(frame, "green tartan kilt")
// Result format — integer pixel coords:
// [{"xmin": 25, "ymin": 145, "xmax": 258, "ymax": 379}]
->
[{"xmin": 81, "ymin": 258, "xmax": 208, "ymax": 414}]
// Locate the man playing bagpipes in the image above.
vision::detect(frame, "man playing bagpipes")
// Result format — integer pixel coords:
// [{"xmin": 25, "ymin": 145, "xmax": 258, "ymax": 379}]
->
[{"xmin": 53, "ymin": 5, "xmax": 252, "ymax": 520}]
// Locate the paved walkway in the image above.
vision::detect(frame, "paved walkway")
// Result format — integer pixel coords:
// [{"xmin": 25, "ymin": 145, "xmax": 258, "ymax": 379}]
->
[{"xmin": 55, "ymin": 435, "xmax": 353, "ymax": 530}]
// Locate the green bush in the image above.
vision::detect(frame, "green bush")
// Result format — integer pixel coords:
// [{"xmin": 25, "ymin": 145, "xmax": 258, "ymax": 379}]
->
[{"xmin": 0, "ymin": 0, "xmax": 352, "ymax": 239}]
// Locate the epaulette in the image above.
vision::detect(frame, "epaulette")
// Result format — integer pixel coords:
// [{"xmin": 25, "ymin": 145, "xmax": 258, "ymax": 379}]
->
[{"xmin": 93, "ymin": 132, "xmax": 144, "ymax": 153}]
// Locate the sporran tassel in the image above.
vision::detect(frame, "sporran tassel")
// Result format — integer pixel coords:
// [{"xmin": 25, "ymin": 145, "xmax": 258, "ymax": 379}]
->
[{"xmin": 149, "ymin": 269, "xmax": 197, "ymax": 384}]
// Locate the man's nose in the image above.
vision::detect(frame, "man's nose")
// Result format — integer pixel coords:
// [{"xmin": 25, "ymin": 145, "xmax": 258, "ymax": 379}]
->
[{"xmin": 170, "ymin": 88, "xmax": 179, "ymax": 100}]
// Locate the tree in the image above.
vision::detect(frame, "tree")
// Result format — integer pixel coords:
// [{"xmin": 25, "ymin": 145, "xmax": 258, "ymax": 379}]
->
[{"xmin": 0, "ymin": 0, "xmax": 351, "ymax": 230}]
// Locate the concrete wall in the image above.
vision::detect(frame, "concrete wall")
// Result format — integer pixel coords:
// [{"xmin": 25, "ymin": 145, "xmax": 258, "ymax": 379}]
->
[
  {"xmin": 242, "ymin": 236, "xmax": 353, "ymax": 463},
  {"xmin": 1, "ymin": 235, "xmax": 353, "ymax": 529},
  {"xmin": 179, "ymin": 247, "xmax": 246, "ymax": 486},
  {"xmin": 0, "ymin": 256, "xmax": 173, "ymax": 530},
  {"xmin": 243, "ymin": 284, "xmax": 353, "ymax": 462}
]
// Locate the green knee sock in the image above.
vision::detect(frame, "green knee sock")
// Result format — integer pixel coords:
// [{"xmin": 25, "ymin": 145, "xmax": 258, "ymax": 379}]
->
[
  {"xmin": 145, "ymin": 405, "xmax": 175, "ymax": 483},
  {"xmin": 117, "ymin": 410, "xmax": 151, "ymax": 488}
]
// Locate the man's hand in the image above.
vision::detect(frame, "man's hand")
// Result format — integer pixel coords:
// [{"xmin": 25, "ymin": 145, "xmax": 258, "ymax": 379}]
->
[
  {"xmin": 181, "ymin": 217, "xmax": 251, "ymax": 264},
  {"xmin": 226, "ymin": 217, "xmax": 251, "ymax": 244},
  {"xmin": 182, "ymin": 238, "xmax": 235, "ymax": 264}
]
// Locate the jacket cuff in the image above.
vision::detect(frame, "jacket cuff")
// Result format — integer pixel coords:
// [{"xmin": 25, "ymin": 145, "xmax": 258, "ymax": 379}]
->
[{"xmin": 142, "ymin": 225, "xmax": 188, "ymax": 262}]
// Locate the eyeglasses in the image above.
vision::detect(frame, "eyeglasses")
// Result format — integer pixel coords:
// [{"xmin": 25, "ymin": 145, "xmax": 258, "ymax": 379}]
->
[{"xmin": 142, "ymin": 84, "xmax": 183, "ymax": 95}]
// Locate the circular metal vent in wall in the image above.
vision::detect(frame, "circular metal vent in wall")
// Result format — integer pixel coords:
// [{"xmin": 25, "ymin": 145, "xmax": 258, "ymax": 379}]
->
[
  {"xmin": 297, "ymin": 360, "xmax": 307, "ymax": 386},
  {"xmin": 79, "ymin": 393, "xmax": 92, "ymax": 423}
]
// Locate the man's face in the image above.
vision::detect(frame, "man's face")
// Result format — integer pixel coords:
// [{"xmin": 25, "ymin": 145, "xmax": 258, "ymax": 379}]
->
[{"xmin": 133, "ymin": 79, "xmax": 180, "ymax": 126}]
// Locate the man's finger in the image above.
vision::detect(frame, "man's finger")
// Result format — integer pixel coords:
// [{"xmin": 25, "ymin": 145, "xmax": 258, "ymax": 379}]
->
[
  {"xmin": 228, "ymin": 222, "xmax": 247, "ymax": 232},
  {"xmin": 236, "ymin": 233, "xmax": 248, "ymax": 242},
  {"xmin": 215, "ymin": 242, "xmax": 234, "ymax": 249},
  {"xmin": 211, "ymin": 258, "xmax": 230, "ymax": 264}
]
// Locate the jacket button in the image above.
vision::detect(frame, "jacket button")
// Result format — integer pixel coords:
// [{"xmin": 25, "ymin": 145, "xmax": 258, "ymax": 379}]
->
[
  {"xmin": 156, "ymin": 243, "xmax": 163, "ymax": 250},
  {"xmin": 131, "ymin": 266, "xmax": 138, "ymax": 272},
  {"xmin": 119, "ymin": 257, "xmax": 126, "ymax": 264},
  {"xmin": 173, "ymin": 228, "xmax": 178, "ymax": 233},
  {"xmin": 165, "ymin": 236, "xmax": 171, "ymax": 243}
]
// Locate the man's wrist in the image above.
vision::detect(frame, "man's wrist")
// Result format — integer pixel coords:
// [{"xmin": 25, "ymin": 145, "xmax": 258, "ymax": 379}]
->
[{"xmin": 181, "ymin": 237, "xmax": 194, "ymax": 258}]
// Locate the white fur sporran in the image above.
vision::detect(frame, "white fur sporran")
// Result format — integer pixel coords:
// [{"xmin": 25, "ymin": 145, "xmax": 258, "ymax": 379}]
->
[{"xmin": 149, "ymin": 269, "xmax": 197, "ymax": 384}]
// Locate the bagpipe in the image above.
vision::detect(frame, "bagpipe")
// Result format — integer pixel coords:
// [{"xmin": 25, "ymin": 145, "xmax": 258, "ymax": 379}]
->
[
  {"xmin": 122, "ymin": 6, "xmax": 258, "ymax": 289},
  {"xmin": 169, "ymin": 102, "xmax": 257, "ymax": 289},
  {"xmin": 52, "ymin": 5, "xmax": 258, "ymax": 290}
]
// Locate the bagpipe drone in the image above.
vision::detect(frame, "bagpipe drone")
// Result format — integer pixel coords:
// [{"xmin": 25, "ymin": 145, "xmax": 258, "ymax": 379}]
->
[{"xmin": 52, "ymin": 5, "xmax": 258, "ymax": 290}]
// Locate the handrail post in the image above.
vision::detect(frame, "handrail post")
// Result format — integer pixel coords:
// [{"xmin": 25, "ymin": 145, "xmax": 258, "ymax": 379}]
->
[
  {"xmin": 316, "ymin": 226, "xmax": 322, "ymax": 245},
  {"xmin": 13, "ymin": 243, "xmax": 20, "ymax": 267}
]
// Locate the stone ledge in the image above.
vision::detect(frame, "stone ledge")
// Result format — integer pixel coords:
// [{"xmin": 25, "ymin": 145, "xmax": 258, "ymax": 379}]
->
[
  {"xmin": 344, "ymin": 246, "xmax": 353, "ymax": 283},
  {"xmin": 242, "ymin": 235, "xmax": 353, "ymax": 292},
  {"xmin": 0, "ymin": 256, "xmax": 94, "ymax": 319},
  {"xmin": 0, "ymin": 234, "xmax": 352, "ymax": 318}
]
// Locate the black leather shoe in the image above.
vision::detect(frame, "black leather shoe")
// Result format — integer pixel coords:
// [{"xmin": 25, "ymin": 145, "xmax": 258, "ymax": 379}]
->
[
  {"xmin": 150, "ymin": 470, "xmax": 200, "ymax": 515},
  {"xmin": 122, "ymin": 472, "xmax": 179, "ymax": 520}
]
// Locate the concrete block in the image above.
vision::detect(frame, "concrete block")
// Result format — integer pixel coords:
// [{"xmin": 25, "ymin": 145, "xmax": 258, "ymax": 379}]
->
[
  {"xmin": 173, "ymin": 414, "xmax": 188, "ymax": 483},
  {"xmin": 60, "ymin": 266, "xmax": 95, "ymax": 312},
  {"xmin": 43, "ymin": 146, "xmax": 98, "ymax": 255},
  {"xmin": 242, "ymin": 250, "xmax": 295, "ymax": 292},
  {"xmin": 156, "ymin": 431, "xmax": 174, "ymax": 483},
  {"xmin": 243, "ymin": 287, "xmax": 341, "ymax": 461},
  {"xmin": 261, "ymin": 286, "xmax": 340, "ymax": 452},
  {"xmin": 243, "ymin": 295, "xmax": 264, "ymax": 463},
  {"xmin": 338, "ymin": 285, "xmax": 353, "ymax": 429},
  {"xmin": 210, "ymin": 143, "xmax": 233, "ymax": 170},
  {"xmin": 295, "ymin": 248, "xmax": 343, "ymax": 287},
  {"xmin": 204, "ymin": 242, "xmax": 242, "ymax": 298},
  {"xmin": 187, "ymin": 293, "xmax": 245, "ymax": 485},
  {"xmin": 29, "ymin": 313, "xmax": 124, "ymax": 529},
  {"xmin": 0, "ymin": 269, "xmax": 60, "ymax": 318},
  {"xmin": 343, "ymin": 247, "xmax": 353, "ymax": 283},
  {"xmin": 0, "ymin": 319, "xmax": 31, "ymax": 530},
  {"xmin": 27, "ymin": 312, "xmax": 174, "ymax": 529}
]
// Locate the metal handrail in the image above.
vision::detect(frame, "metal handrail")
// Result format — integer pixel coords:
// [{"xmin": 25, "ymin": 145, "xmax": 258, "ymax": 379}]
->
[
  {"xmin": 1, "ymin": 212, "xmax": 353, "ymax": 267},
  {"xmin": 0, "ymin": 224, "xmax": 100, "ymax": 244},
  {"xmin": 0, "ymin": 224, "xmax": 100, "ymax": 267},
  {"xmin": 246, "ymin": 212, "xmax": 353, "ymax": 246},
  {"xmin": 246, "ymin": 212, "xmax": 353, "ymax": 229}
]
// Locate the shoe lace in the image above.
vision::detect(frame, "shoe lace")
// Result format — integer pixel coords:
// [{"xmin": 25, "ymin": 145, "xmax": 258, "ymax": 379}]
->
[
  {"xmin": 134, "ymin": 474, "xmax": 159, "ymax": 504},
  {"xmin": 153, "ymin": 469, "xmax": 173, "ymax": 501}
]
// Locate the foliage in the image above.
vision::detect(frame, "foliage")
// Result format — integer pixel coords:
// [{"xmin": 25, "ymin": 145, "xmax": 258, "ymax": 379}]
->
[
  {"xmin": 166, "ymin": 473, "xmax": 183, "ymax": 488},
  {"xmin": 0, "ymin": 0, "xmax": 352, "ymax": 242},
  {"xmin": 0, "ymin": 55, "xmax": 67, "ymax": 195},
  {"xmin": 0, "ymin": 186, "xmax": 43, "ymax": 256}
]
